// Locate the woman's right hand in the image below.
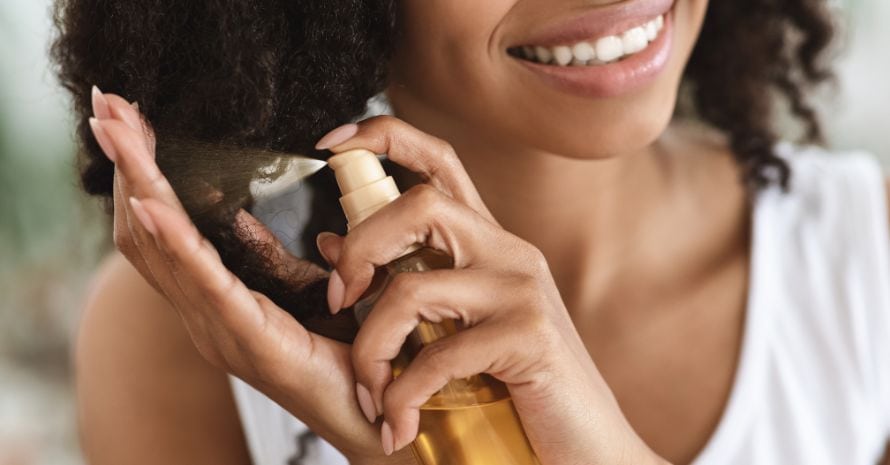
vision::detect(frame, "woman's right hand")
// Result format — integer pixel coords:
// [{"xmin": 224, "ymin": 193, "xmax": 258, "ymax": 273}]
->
[{"xmin": 87, "ymin": 87, "xmax": 417, "ymax": 465}]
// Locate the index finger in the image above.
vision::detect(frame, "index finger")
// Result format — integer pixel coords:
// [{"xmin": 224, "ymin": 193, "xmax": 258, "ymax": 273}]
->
[
  {"xmin": 319, "ymin": 116, "xmax": 498, "ymax": 225},
  {"xmin": 92, "ymin": 117, "xmax": 182, "ymax": 210}
]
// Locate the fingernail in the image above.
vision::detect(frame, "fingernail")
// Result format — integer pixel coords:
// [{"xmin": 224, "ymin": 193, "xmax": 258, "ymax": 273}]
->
[
  {"xmin": 315, "ymin": 123, "xmax": 358, "ymax": 150},
  {"xmin": 315, "ymin": 232, "xmax": 339, "ymax": 264},
  {"xmin": 118, "ymin": 105, "xmax": 143, "ymax": 132},
  {"xmin": 129, "ymin": 197, "xmax": 158, "ymax": 235},
  {"xmin": 91, "ymin": 86, "xmax": 111, "ymax": 120},
  {"xmin": 380, "ymin": 421, "xmax": 394, "ymax": 456},
  {"xmin": 327, "ymin": 270, "xmax": 345, "ymax": 314},
  {"xmin": 131, "ymin": 101, "xmax": 139, "ymax": 111},
  {"xmin": 89, "ymin": 117, "xmax": 117, "ymax": 162},
  {"xmin": 356, "ymin": 383, "xmax": 378, "ymax": 423}
]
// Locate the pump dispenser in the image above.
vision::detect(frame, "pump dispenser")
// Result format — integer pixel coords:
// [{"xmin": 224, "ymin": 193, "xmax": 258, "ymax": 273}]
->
[{"xmin": 328, "ymin": 149, "xmax": 540, "ymax": 465}]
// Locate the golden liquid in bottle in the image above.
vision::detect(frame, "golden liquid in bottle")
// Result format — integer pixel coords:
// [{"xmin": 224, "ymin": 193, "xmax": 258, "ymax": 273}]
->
[
  {"xmin": 354, "ymin": 247, "xmax": 541, "ymax": 465},
  {"xmin": 414, "ymin": 398, "xmax": 538, "ymax": 465}
]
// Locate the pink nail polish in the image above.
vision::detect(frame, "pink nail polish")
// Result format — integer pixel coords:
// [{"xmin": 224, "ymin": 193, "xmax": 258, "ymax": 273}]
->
[
  {"xmin": 129, "ymin": 197, "xmax": 158, "ymax": 235},
  {"xmin": 91, "ymin": 86, "xmax": 111, "ymax": 120},
  {"xmin": 316, "ymin": 123, "xmax": 359, "ymax": 150},
  {"xmin": 356, "ymin": 383, "xmax": 378, "ymax": 423},
  {"xmin": 380, "ymin": 421, "xmax": 394, "ymax": 456},
  {"xmin": 327, "ymin": 270, "xmax": 345, "ymax": 314},
  {"xmin": 118, "ymin": 106, "xmax": 143, "ymax": 132},
  {"xmin": 89, "ymin": 118, "xmax": 117, "ymax": 162}
]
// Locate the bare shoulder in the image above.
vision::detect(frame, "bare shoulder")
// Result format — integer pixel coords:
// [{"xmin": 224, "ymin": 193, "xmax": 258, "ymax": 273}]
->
[{"xmin": 76, "ymin": 252, "xmax": 251, "ymax": 465}]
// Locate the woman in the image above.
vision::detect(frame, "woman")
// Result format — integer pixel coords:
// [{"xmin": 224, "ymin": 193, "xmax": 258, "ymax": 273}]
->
[{"xmin": 53, "ymin": 0, "xmax": 890, "ymax": 464}]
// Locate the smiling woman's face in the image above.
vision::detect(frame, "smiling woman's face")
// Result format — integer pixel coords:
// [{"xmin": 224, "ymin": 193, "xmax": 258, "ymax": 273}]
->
[{"xmin": 387, "ymin": 0, "xmax": 709, "ymax": 159}]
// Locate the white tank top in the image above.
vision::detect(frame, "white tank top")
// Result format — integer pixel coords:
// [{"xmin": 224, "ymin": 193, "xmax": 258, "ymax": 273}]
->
[{"xmin": 231, "ymin": 143, "xmax": 890, "ymax": 465}]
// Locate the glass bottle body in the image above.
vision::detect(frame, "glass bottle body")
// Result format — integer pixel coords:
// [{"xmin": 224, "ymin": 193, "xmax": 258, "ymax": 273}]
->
[{"xmin": 353, "ymin": 247, "xmax": 540, "ymax": 465}]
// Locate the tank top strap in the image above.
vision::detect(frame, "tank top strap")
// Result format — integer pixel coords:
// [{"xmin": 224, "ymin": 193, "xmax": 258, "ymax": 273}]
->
[{"xmin": 761, "ymin": 143, "xmax": 890, "ymax": 434}]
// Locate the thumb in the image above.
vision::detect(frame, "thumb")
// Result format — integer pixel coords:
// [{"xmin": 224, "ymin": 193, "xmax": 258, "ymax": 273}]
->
[{"xmin": 316, "ymin": 232, "xmax": 344, "ymax": 265}]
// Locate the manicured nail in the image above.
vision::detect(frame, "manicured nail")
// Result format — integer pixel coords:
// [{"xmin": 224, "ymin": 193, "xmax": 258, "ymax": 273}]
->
[
  {"xmin": 118, "ymin": 105, "xmax": 143, "ymax": 132},
  {"xmin": 131, "ymin": 101, "xmax": 139, "ymax": 111},
  {"xmin": 356, "ymin": 383, "xmax": 378, "ymax": 423},
  {"xmin": 89, "ymin": 118, "xmax": 117, "ymax": 162},
  {"xmin": 380, "ymin": 421, "xmax": 394, "ymax": 456},
  {"xmin": 315, "ymin": 123, "xmax": 358, "ymax": 150},
  {"xmin": 315, "ymin": 232, "xmax": 339, "ymax": 264},
  {"xmin": 129, "ymin": 197, "xmax": 158, "ymax": 235},
  {"xmin": 327, "ymin": 270, "xmax": 345, "ymax": 314},
  {"xmin": 91, "ymin": 86, "xmax": 111, "ymax": 120}
]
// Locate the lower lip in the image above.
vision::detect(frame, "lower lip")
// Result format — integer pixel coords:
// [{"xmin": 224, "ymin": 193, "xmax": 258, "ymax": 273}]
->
[{"xmin": 512, "ymin": 11, "xmax": 674, "ymax": 99}]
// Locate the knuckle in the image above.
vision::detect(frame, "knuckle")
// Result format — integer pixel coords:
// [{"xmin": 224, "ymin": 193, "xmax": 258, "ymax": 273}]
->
[
  {"xmin": 371, "ymin": 114, "xmax": 399, "ymax": 127},
  {"xmin": 433, "ymin": 139, "xmax": 459, "ymax": 166},
  {"xmin": 350, "ymin": 330, "xmax": 380, "ymax": 370},
  {"xmin": 505, "ymin": 236, "xmax": 550, "ymax": 277},
  {"xmin": 406, "ymin": 183, "xmax": 445, "ymax": 213},
  {"xmin": 382, "ymin": 382, "xmax": 405, "ymax": 416},
  {"xmin": 387, "ymin": 272, "xmax": 423, "ymax": 304},
  {"xmin": 523, "ymin": 243, "xmax": 551, "ymax": 274},
  {"xmin": 350, "ymin": 340, "xmax": 372, "ymax": 374},
  {"xmin": 147, "ymin": 171, "xmax": 168, "ymax": 192},
  {"xmin": 176, "ymin": 230, "xmax": 205, "ymax": 261},
  {"xmin": 519, "ymin": 311, "xmax": 559, "ymax": 351},
  {"xmin": 416, "ymin": 340, "xmax": 451, "ymax": 374},
  {"xmin": 208, "ymin": 272, "xmax": 241, "ymax": 306},
  {"xmin": 365, "ymin": 115, "xmax": 402, "ymax": 136}
]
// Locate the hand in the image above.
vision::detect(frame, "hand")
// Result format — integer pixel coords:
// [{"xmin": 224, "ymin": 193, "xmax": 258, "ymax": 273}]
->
[
  {"xmin": 315, "ymin": 116, "xmax": 669, "ymax": 465},
  {"xmin": 87, "ymin": 87, "xmax": 416, "ymax": 465}
]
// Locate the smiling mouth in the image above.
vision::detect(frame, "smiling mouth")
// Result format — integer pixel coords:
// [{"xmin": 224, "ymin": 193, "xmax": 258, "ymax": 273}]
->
[{"xmin": 507, "ymin": 14, "xmax": 665, "ymax": 67}]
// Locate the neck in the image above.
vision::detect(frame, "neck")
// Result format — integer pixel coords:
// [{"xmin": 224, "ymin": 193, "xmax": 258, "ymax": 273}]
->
[{"xmin": 388, "ymin": 97, "xmax": 688, "ymax": 312}]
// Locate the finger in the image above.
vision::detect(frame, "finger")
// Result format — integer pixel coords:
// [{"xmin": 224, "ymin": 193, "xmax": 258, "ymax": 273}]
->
[
  {"xmin": 111, "ymin": 170, "xmax": 161, "ymax": 290},
  {"xmin": 134, "ymin": 200, "xmax": 327, "ymax": 394},
  {"xmin": 351, "ymin": 269, "xmax": 528, "ymax": 415},
  {"xmin": 135, "ymin": 197, "xmax": 268, "ymax": 337},
  {"xmin": 118, "ymin": 170, "xmax": 197, "ymax": 308},
  {"xmin": 103, "ymin": 93, "xmax": 143, "ymax": 132},
  {"xmin": 316, "ymin": 232, "xmax": 345, "ymax": 266},
  {"xmin": 318, "ymin": 116, "xmax": 497, "ymax": 224},
  {"xmin": 94, "ymin": 98, "xmax": 202, "ymax": 316},
  {"xmin": 97, "ymin": 90, "xmax": 181, "ymax": 301},
  {"xmin": 333, "ymin": 183, "xmax": 510, "ymax": 310},
  {"xmin": 103, "ymin": 93, "xmax": 157, "ymax": 154},
  {"xmin": 380, "ymin": 324, "xmax": 517, "ymax": 453},
  {"xmin": 90, "ymin": 118, "xmax": 181, "ymax": 209},
  {"xmin": 91, "ymin": 85, "xmax": 112, "ymax": 120}
]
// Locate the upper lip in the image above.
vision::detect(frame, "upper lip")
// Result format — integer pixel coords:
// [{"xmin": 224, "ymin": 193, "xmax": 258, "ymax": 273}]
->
[{"xmin": 508, "ymin": 0, "xmax": 675, "ymax": 47}]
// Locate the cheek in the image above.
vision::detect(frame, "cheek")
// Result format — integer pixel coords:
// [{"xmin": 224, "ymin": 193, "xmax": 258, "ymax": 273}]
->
[
  {"xmin": 391, "ymin": 0, "xmax": 710, "ymax": 159},
  {"xmin": 391, "ymin": 0, "xmax": 514, "ymax": 101}
]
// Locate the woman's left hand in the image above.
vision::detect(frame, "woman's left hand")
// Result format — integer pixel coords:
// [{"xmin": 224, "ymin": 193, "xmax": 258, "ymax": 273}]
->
[{"xmin": 316, "ymin": 116, "xmax": 668, "ymax": 465}]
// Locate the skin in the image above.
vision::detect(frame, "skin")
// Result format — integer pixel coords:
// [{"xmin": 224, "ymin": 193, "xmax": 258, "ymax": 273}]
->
[{"xmin": 75, "ymin": 0, "xmax": 890, "ymax": 464}]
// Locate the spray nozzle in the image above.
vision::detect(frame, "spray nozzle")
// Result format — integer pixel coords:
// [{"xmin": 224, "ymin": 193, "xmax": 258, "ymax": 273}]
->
[
  {"xmin": 249, "ymin": 156, "xmax": 328, "ymax": 202},
  {"xmin": 327, "ymin": 149, "xmax": 401, "ymax": 229}
]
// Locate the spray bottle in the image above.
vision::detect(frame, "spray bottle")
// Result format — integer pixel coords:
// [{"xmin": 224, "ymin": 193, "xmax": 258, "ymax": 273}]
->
[{"xmin": 327, "ymin": 149, "xmax": 541, "ymax": 465}]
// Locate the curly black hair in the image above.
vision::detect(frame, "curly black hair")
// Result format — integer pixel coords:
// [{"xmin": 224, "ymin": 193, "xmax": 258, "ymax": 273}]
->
[{"xmin": 51, "ymin": 0, "xmax": 835, "ymax": 340}]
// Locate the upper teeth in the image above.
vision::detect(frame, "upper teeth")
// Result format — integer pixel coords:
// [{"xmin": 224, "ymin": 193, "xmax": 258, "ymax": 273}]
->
[{"xmin": 517, "ymin": 15, "xmax": 665, "ymax": 66}]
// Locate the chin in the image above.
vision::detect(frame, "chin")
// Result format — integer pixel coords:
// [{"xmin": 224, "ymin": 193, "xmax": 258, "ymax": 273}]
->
[{"xmin": 518, "ymin": 81, "xmax": 680, "ymax": 160}]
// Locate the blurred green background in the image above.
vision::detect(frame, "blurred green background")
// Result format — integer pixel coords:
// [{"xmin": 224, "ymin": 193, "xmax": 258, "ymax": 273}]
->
[{"xmin": 0, "ymin": 1, "xmax": 888, "ymax": 464}]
